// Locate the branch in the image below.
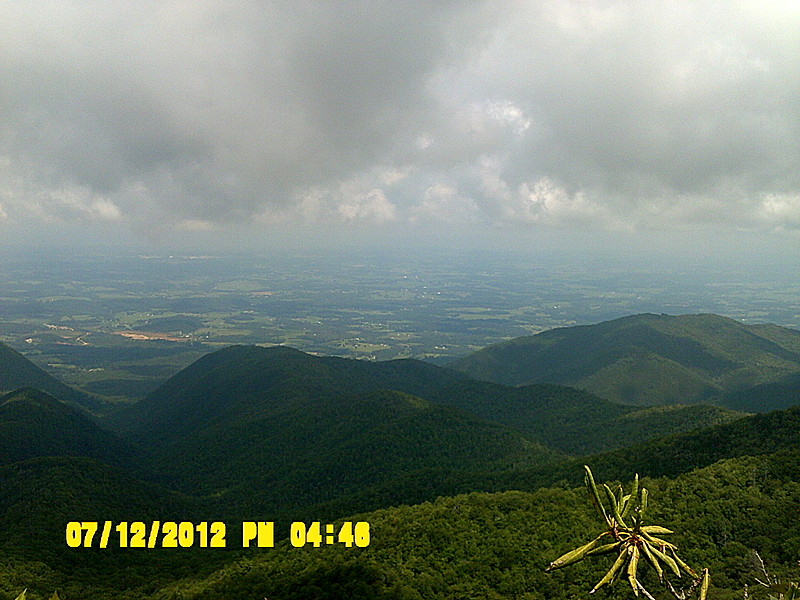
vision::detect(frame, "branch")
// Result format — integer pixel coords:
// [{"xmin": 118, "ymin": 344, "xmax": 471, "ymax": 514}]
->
[{"xmin": 636, "ymin": 579, "xmax": 658, "ymax": 600}]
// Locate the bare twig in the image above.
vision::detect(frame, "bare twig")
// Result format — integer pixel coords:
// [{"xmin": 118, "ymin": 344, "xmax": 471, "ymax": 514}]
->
[{"xmin": 637, "ymin": 579, "xmax": 658, "ymax": 600}]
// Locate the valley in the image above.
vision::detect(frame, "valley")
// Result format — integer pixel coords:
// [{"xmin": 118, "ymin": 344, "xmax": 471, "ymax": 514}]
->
[
  {"xmin": 1, "ymin": 249, "xmax": 799, "ymax": 599},
  {"xmin": 2, "ymin": 247, "xmax": 799, "ymax": 406},
  {"xmin": 5, "ymin": 3, "xmax": 800, "ymax": 598},
  {"xmin": 1, "ymin": 311, "xmax": 799, "ymax": 598}
]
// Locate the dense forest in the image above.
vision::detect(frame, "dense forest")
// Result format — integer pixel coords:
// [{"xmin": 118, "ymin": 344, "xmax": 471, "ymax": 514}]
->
[{"xmin": 0, "ymin": 314, "xmax": 798, "ymax": 599}]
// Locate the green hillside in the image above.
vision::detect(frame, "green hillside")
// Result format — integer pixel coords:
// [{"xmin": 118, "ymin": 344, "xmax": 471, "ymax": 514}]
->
[
  {"xmin": 107, "ymin": 345, "xmax": 740, "ymax": 458},
  {"xmin": 424, "ymin": 379, "xmax": 744, "ymax": 455},
  {"xmin": 102, "ymin": 345, "xmax": 742, "ymax": 516},
  {"xmin": 112, "ymin": 386, "xmax": 560, "ymax": 517},
  {"xmin": 718, "ymin": 371, "xmax": 800, "ymax": 413},
  {"xmin": 3, "ymin": 450, "xmax": 797, "ymax": 600},
  {"xmin": 450, "ymin": 313, "xmax": 800, "ymax": 408},
  {"xmin": 0, "ymin": 392, "xmax": 797, "ymax": 599},
  {"xmin": 0, "ymin": 456, "xmax": 221, "ymax": 599},
  {"xmin": 151, "ymin": 452, "xmax": 800, "ymax": 600},
  {"xmin": 0, "ymin": 388, "xmax": 135, "ymax": 468},
  {"xmin": 583, "ymin": 404, "xmax": 800, "ymax": 481},
  {"xmin": 103, "ymin": 344, "xmax": 467, "ymax": 440},
  {"xmin": 0, "ymin": 342, "xmax": 101, "ymax": 412},
  {"xmin": 1, "ymin": 340, "xmax": 797, "ymax": 599},
  {"xmin": 305, "ymin": 401, "xmax": 800, "ymax": 525},
  {"xmin": 479, "ymin": 404, "xmax": 800, "ymax": 497}
]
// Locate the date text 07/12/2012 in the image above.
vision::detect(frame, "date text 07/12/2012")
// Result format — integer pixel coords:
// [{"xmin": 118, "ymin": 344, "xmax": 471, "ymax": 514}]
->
[{"xmin": 65, "ymin": 521, "xmax": 371, "ymax": 549}]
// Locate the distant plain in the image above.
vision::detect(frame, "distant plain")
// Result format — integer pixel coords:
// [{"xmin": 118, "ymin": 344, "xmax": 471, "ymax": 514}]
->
[{"xmin": 1, "ymin": 246, "xmax": 799, "ymax": 403}]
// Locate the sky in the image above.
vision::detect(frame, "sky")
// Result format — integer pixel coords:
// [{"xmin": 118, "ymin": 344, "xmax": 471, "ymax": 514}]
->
[{"xmin": 1, "ymin": 1, "xmax": 799, "ymax": 255}]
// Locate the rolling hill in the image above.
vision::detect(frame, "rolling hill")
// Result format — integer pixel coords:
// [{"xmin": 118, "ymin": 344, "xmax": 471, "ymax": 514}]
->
[
  {"xmin": 107, "ymin": 344, "xmax": 742, "ymax": 456},
  {"xmin": 152, "ymin": 451, "xmax": 800, "ymax": 600},
  {"xmin": 307, "ymin": 400, "xmax": 800, "ymax": 524},
  {"xmin": 102, "ymin": 345, "xmax": 744, "ymax": 505},
  {"xmin": 0, "ymin": 388, "xmax": 135, "ymax": 468},
  {"xmin": 423, "ymin": 379, "xmax": 744, "ymax": 455},
  {"xmin": 582, "ymin": 403, "xmax": 800, "ymax": 480},
  {"xmin": 102, "ymin": 344, "xmax": 468, "ymax": 440},
  {"xmin": 481, "ymin": 403, "xmax": 800, "ymax": 498},
  {"xmin": 717, "ymin": 371, "xmax": 800, "ymax": 413},
  {"xmin": 102, "ymin": 346, "xmax": 562, "ymax": 515},
  {"xmin": 450, "ymin": 313, "xmax": 800, "ymax": 408},
  {"xmin": 1, "ymin": 340, "xmax": 798, "ymax": 599},
  {"xmin": 0, "ymin": 455, "xmax": 218, "ymax": 596},
  {"xmin": 0, "ymin": 341, "xmax": 102, "ymax": 411}
]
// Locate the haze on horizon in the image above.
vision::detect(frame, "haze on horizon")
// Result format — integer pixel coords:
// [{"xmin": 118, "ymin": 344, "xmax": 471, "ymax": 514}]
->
[{"xmin": 1, "ymin": 1, "xmax": 799, "ymax": 261}]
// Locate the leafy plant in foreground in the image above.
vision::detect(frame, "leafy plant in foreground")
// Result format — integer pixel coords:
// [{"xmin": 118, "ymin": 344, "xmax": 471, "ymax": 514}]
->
[
  {"xmin": 746, "ymin": 552, "xmax": 800, "ymax": 600},
  {"xmin": 546, "ymin": 465, "xmax": 710, "ymax": 599}
]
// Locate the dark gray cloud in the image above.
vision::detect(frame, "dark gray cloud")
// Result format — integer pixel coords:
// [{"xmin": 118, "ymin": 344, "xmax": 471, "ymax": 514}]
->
[{"xmin": 1, "ymin": 1, "xmax": 798, "ymax": 238}]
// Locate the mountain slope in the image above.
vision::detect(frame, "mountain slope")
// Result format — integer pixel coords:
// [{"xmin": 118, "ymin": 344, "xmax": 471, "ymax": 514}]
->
[
  {"xmin": 156, "ymin": 451, "xmax": 800, "ymax": 600},
  {"xmin": 1, "ymin": 345, "xmax": 798, "ymax": 599},
  {"xmin": 491, "ymin": 403, "xmax": 800, "ymax": 495},
  {"xmin": 0, "ymin": 456, "xmax": 216, "ymax": 596},
  {"xmin": 158, "ymin": 389, "xmax": 561, "ymax": 517},
  {"xmin": 588, "ymin": 403, "xmax": 800, "ymax": 480},
  {"xmin": 425, "ymin": 379, "xmax": 745, "ymax": 455},
  {"xmin": 0, "ymin": 388, "xmax": 135, "ymax": 468},
  {"xmin": 450, "ymin": 313, "xmax": 800, "ymax": 407},
  {"xmin": 104, "ymin": 346, "xmax": 560, "ymax": 515},
  {"xmin": 109, "ymin": 344, "xmax": 741, "ymax": 456},
  {"xmin": 104, "ymin": 344, "xmax": 468, "ymax": 440},
  {"xmin": 315, "ymin": 401, "xmax": 800, "ymax": 520},
  {"xmin": 0, "ymin": 341, "xmax": 101, "ymax": 411},
  {"xmin": 717, "ymin": 371, "xmax": 800, "ymax": 413}
]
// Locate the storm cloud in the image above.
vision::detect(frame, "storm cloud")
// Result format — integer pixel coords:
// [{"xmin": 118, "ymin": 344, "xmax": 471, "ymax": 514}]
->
[{"xmin": 1, "ymin": 1, "xmax": 799, "ymax": 238}]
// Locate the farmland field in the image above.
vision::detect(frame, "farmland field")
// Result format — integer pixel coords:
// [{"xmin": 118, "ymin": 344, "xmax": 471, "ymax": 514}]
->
[{"xmin": 2, "ymin": 246, "xmax": 798, "ymax": 402}]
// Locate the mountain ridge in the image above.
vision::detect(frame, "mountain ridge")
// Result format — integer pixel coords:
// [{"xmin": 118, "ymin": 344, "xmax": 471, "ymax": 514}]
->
[
  {"xmin": 0, "ymin": 341, "xmax": 102, "ymax": 411},
  {"xmin": 1, "ymin": 332, "xmax": 798, "ymax": 599},
  {"xmin": 0, "ymin": 387, "xmax": 135, "ymax": 469},
  {"xmin": 449, "ymin": 313, "xmax": 800, "ymax": 408}
]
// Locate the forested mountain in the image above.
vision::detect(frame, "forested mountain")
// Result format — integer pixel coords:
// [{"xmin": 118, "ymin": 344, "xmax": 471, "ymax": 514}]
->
[
  {"xmin": 572, "ymin": 404, "xmax": 800, "ymax": 481},
  {"xmin": 100, "ymin": 344, "xmax": 742, "ymax": 515},
  {"xmin": 423, "ymin": 379, "xmax": 743, "ymax": 454},
  {"xmin": 0, "ymin": 342, "xmax": 101, "ymax": 411},
  {"xmin": 102, "ymin": 346, "xmax": 559, "ymax": 515},
  {"xmin": 1, "ymin": 336, "xmax": 798, "ymax": 599},
  {"xmin": 0, "ymin": 456, "xmax": 199, "ymax": 558},
  {"xmin": 0, "ymin": 388, "xmax": 134, "ymax": 468},
  {"xmin": 308, "ymin": 401, "xmax": 800, "ymax": 521},
  {"xmin": 717, "ymin": 371, "xmax": 800, "ymax": 412},
  {"xmin": 450, "ymin": 313, "xmax": 800, "ymax": 408},
  {"xmin": 102, "ymin": 344, "xmax": 468, "ymax": 439},
  {"xmin": 106, "ymin": 344, "xmax": 743, "ymax": 455},
  {"xmin": 141, "ymin": 452, "xmax": 800, "ymax": 600}
]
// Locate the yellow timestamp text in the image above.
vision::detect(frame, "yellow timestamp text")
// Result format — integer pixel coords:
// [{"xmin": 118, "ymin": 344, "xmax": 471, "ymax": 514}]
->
[{"xmin": 65, "ymin": 521, "xmax": 371, "ymax": 549}]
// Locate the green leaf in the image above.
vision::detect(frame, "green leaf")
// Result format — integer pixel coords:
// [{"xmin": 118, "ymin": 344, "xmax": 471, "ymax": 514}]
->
[
  {"xmin": 590, "ymin": 547, "xmax": 629, "ymax": 594},
  {"xmin": 603, "ymin": 483, "xmax": 628, "ymax": 528},
  {"xmin": 546, "ymin": 532, "xmax": 610, "ymax": 571},
  {"xmin": 584, "ymin": 465, "xmax": 610, "ymax": 526},
  {"xmin": 640, "ymin": 540, "xmax": 664, "ymax": 582},
  {"xmin": 640, "ymin": 525, "xmax": 674, "ymax": 535},
  {"xmin": 586, "ymin": 541, "xmax": 622, "ymax": 557},
  {"xmin": 699, "ymin": 568, "xmax": 710, "ymax": 600},
  {"xmin": 667, "ymin": 546, "xmax": 697, "ymax": 578},
  {"xmin": 627, "ymin": 545, "xmax": 640, "ymax": 596},
  {"xmin": 649, "ymin": 544, "xmax": 681, "ymax": 578}
]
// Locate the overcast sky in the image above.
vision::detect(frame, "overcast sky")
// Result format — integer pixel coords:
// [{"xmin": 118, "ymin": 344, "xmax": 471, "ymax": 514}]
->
[{"xmin": 1, "ymin": 1, "xmax": 799, "ymax": 252}]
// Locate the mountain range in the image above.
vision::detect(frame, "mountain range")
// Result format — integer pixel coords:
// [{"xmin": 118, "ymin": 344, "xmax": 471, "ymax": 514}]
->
[
  {"xmin": 450, "ymin": 312, "xmax": 800, "ymax": 409},
  {"xmin": 0, "ymin": 313, "xmax": 798, "ymax": 599}
]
